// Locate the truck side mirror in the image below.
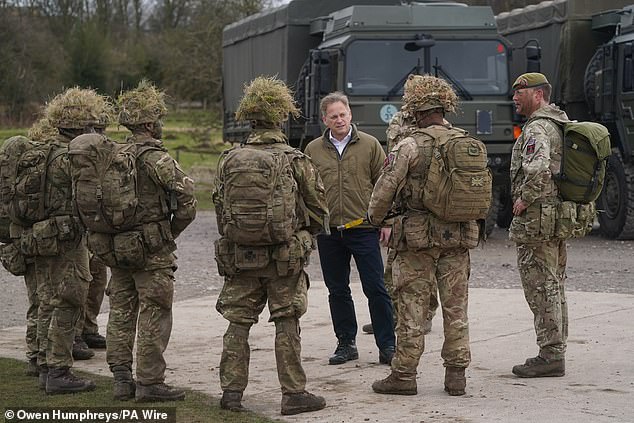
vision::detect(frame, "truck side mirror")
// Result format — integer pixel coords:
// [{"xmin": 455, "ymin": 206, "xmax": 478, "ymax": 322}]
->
[{"xmin": 526, "ymin": 45, "xmax": 541, "ymax": 72}]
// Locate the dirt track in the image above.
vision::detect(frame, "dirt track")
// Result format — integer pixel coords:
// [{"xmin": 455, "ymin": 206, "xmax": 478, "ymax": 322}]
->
[{"xmin": 1, "ymin": 211, "xmax": 632, "ymax": 329}]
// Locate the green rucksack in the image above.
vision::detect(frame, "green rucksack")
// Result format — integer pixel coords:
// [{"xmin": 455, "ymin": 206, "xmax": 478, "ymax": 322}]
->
[
  {"xmin": 552, "ymin": 121, "xmax": 611, "ymax": 203},
  {"xmin": 0, "ymin": 135, "xmax": 60, "ymax": 228},
  {"xmin": 420, "ymin": 127, "xmax": 493, "ymax": 222},
  {"xmin": 68, "ymin": 133, "xmax": 159, "ymax": 234},
  {"xmin": 217, "ymin": 143, "xmax": 301, "ymax": 246}
]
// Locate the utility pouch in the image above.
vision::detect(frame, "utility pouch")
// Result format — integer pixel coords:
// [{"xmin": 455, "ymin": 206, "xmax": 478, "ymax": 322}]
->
[
  {"xmin": 429, "ymin": 215, "xmax": 461, "ymax": 248},
  {"xmin": 0, "ymin": 242, "xmax": 26, "ymax": 276},
  {"xmin": 142, "ymin": 222, "xmax": 164, "ymax": 254},
  {"xmin": 54, "ymin": 215, "xmax": 78, "ymax": 242},
  {"xmin": 540, "ymin": 203, "xmax": 556, "ymax": 238},
  {"xmin": 460, "ymin": 221, "xmax": 480, "ymax": 249},
  {"xmin": 403, "ymin": 213, "xmax": 431, "ymax": 251},
  {"xmin": 87, "ymin": 232, "xmax": 117, "ymax": 267},
  {"xmin": 214, "ymin": 237, "xmax": 237, "ymax": 276},
  {"xmin": 555, "ymin": 201, "xmax": 576, "ymax": 239},
  {"xmin": 573, "ymin": 202, "xmax": 596, "ymax": 238},
  {"xmin": 234, "ymin": 245, "xmax": 269, "ymax": 270},
  {"xmin": 113, "ymin": 231, "xmax": 146, "ymax": 269},
  {"xmin": 32, "ymin": 218, "xmax": 59, "ymax": 256}
]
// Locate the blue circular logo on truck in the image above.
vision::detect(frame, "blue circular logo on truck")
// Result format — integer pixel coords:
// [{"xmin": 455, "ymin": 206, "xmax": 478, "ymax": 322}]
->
[{"xmin": 380, "ymin": 104, "xmax": 398, "ymax": 124}]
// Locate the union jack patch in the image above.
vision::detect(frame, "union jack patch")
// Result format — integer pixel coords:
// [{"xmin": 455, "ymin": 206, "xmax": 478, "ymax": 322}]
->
[
  {"xmin": 383, "ymin": 152, "xmax": 396, "ymax": 169},
  {"xmin": 525, "ymin": 137, "xmax": 536, "ymax": 154}
]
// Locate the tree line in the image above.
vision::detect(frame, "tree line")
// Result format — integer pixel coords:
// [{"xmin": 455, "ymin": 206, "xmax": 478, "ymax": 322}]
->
[{"xmin": 0, "ymin": 0, "xmax": 273, "ymax": 125}]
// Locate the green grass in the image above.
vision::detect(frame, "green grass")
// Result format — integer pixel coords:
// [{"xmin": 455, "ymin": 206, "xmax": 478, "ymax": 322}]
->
[{"xmin": 0, "ymin": 357, "xmax": 278, "ymax": 423}]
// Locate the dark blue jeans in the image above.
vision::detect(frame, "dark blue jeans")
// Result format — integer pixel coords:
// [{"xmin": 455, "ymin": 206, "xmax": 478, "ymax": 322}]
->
[{"xmin": 317, "ymin": 228, "xmax": 395, "ymax": 350}]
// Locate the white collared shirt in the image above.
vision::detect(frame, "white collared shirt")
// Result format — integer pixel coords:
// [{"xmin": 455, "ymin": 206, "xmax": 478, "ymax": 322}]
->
[{"xmin": 329, "ymin": 127, "xmax": 353, "ymax": 155}]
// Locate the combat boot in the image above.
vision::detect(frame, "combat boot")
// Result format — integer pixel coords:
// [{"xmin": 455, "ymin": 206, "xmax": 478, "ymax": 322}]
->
[
  {"xmin": 220, "ymin": 391, "xmax": 246, "ymax": 412},
  {"xmin": 328, "ymin": 339, "xmax": 358, "ymax": 365},
  {"xmin": 38, "ymin": 365, "xmax": 48, "ymax": 390},
  {"xmin": 83, "ymin": 333, "xmax": 106, "ymax": 349},
  {"xmin": 512, "ymin": 356, "xmax": 565, "ymax": 378},
  {"xmin": 25, "ymin": 358, "xmax": 39, "ymax": 377},
  {"xmin": 372, "ymin": 372, "xmax": 417, "ymax": 395},
  {"xmin": 112, "ymin": 365, "xmax": 135, "ymax": 401},
  {"xmin": 72, "ymin": 336, "xmax": 95, "ymax": 360},
  {"xmin": 135, "ymin": 383, "xmax": 185, "ymax": 402},
  {"xmin": 281, "ymin": 391, "xmax": 326, "ymax": 415},
  {"xmin": 362, "ymin": 323, "xmax": 374, "ymax": 334},
  {"xmin": 444, "ymin": 367, "xmax": 466, "ymax": 396},
  {"xmin": 46, "ymin": 367, "xmax": 96, "ymax": 395}
]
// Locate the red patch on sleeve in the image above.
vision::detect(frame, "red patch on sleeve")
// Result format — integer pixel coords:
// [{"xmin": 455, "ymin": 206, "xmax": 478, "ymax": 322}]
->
[
  {"xmin": 525, "ymin": 137, "xmax": 536, "ymax": 154},
  {"xmin": 383, "ymin": 153, "xmax": 395, "ymax": 169}
]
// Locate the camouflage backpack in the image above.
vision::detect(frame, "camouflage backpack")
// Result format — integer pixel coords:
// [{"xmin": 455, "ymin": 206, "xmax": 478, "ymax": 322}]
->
[
  {"xmin": 420, "ymin": 126, "xmax": 492, "ymax": 222},
  {"xmin": 217, "ymin": 143, "xmax": 301, "ymax": 246},
  {"xmin": 0, "ymin": 135, "xmax": 61, "ymax": 228},
  {"xmin": 68, "ymin": 133, "xmax": 159, "ymax": 233}
]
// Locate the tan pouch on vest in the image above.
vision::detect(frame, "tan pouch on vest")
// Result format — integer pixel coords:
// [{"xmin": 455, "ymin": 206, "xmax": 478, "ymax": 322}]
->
[
  {"xmin": 0, "ymin": 242, "xmax": 26, "ymax": 276},
  {"xmin": 235, "ymin": 245, "xmax": 270, "ymax": 270},
  {"xmin": 113, "ymin": 231, "xmax": 146, "ymax": 269},
  {"xmin": 403, "ymin": 213, "xmax": 431, "ymax": 250},
  {"xmin": 214, "ymin": 237, "xmax": 237, "ymax": 276}
]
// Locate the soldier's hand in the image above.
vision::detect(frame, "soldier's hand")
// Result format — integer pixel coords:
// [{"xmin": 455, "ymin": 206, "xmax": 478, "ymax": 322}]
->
[
  {"xmin": 512, "ymin": 198, "xmax": 528, "ymax": 216},
  {"xmin": 379, "ymin": 227, "xmax": 391, "ymax": 247}
]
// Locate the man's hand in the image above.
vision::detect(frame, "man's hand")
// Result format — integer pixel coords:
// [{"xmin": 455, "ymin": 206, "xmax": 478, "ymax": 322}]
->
[
  {"xmin": 513, "ymin": 198, "xmax": 528, "ymax": 216},
  {"xmin": 379, "ymin": 227, "xmax": 392, "ymax": 247}
]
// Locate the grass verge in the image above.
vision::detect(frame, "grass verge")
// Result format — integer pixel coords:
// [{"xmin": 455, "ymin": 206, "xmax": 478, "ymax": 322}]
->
[{"xmin": 0, "ymin": 357, "xmax": 278, "ymax": 423}]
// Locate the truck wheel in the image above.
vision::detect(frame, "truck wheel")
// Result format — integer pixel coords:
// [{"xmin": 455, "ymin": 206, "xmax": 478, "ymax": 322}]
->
[
  {"xmin": 495, "ymin": 186, "xmax": 513, "ymax": 229},
  {"xmin": 597, "ymin": 151, "xmax": 634, "ymax": 239}
]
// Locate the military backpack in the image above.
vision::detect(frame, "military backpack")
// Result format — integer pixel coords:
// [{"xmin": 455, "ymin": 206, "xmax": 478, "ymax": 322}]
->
[
  {"xmin": 420, "ymin": 127, "xmax": 492, "ymax": 222},
  {"xmin": 0, "ymin": 135, "xmax": 62, "ymax": 229},
  {"xmin": 68, "ymin": 133, "xmax": 160, "ymax": 234},
  {"xmin": 547, "ymin": 120, "xmax": 611, "ymax": 203},
  {"xmin": 217, "ymin": 143, "xmax": 301, "ymax": 246}
]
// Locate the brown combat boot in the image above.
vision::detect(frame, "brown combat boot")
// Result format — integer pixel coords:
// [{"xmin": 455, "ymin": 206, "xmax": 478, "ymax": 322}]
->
[
  {"xmin": 38, "ymin": 365, "xmax": 48, "ymax": 390},
  {"xmin": 112, "ymin": 365, "xmax": 135, "ymax": 401},
  {"xmin": 372, "ymin": 372, "xmax": 417, "ymax": 395},
  {"xmin": 281, "ymin": 391, "xmax": 326, "ymax": 415},
  {"xmin": 135, "ymin": 382, "xmax": 185, "ymax": 402},
  {"xmin": 72, "ymin": 336, "xmax": 95, "ymax": 360},
  {"xmin": 512, "ymin": 356, "xmax": 565, "ymax": 378},
  {"xmin": 25, "ymin": 358, "xmax": 39, "ymax": 377},
  {"xmin": 46, "ymin": 367, "xmax": 96, "ymax": 395},
  {"xmin": 220, "ymin": 391, "xmax": 246, "ymax": 412},
  {"xmin": 444, "ymin": 367, "xmax": 466, "ymax": 396}
]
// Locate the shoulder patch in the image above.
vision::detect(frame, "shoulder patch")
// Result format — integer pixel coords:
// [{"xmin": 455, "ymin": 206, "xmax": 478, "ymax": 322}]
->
[
  {"xmin": 525, "ymin": 136, "xmax": 536, "ymax": 154},
  {"xmin": 383, "ymin": 152, "xmax": 396, "ymax": 169}
]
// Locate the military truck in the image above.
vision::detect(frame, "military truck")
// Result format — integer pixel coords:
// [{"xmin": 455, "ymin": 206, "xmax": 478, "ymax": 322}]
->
[
  {"xmin": 223, "ymin": 0, "xmax": 517, "ymax": 229},
  {"xmin": 497, "ymin": 0, "xmax": 634, "ymax": 239}
]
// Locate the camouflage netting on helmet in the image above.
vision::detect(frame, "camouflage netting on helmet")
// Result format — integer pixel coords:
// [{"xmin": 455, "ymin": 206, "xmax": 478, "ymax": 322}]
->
[
  {"xmin": 45, "ymin": 87, "xmax": 114, "ymax": 129},
  {"xmin": 235, "ymin": 76, "xmax": 300, "ymax": 124},
  {"xmin": 117, "ymin": 79, "xmax": 168, "ymax": 126},
  {"xmin": 27, "ymin": 118, "xmax": 58, "ymax": 141},
  {"xmin": 403, "ymin": 74, "xmax": 458, "ymax": 114}
]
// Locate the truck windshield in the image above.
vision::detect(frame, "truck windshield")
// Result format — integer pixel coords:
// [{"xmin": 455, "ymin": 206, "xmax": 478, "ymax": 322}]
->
[{"xmin": 345, "ymin": 39, "xmax": 508, "ymax": 96}]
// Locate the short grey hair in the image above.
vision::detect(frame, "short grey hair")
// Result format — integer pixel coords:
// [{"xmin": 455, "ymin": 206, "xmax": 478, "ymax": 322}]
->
[{"xmin": 320, "ymin": 92, "xmax": 350, "ymax": 116}]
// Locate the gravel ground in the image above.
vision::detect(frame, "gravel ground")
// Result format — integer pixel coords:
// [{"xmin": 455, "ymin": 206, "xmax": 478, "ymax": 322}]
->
[{"xmin": 1, "ymin": 210, "xmax": 632, "ymax": 329}]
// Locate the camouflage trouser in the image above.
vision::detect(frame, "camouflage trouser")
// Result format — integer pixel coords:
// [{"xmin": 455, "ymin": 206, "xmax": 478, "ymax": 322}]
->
[
  {"xmin": 35, "ymin": 239, "xmax": 91, "ymax": 368},
  {"xmin": 216, "ymin": 265, "xmax": 309, "ymax": 394},
  {"xmin": 106, "ymin": 264, "xmax": 175, "ymax": 385},
  {"xmin": 75, "ymin": 255, "xmax": 107, "ymax": 337},
  {"xmin": 391, "ymin": 246, "xmax": 471, "ymax": 379},
  {"xmin": 24, "ymin": 260, "xmax": 38, "ymax": 360},
  {"xmin": 384, "ymin": 248, "xmax": 438, "ymax": 324},
  {"xmin": 516, "ymin": 239, "xmax": 568, "ymax": 361}
]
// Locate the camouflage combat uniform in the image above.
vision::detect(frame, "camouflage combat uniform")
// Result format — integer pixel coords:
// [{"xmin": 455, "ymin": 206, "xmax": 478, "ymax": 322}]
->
[
  {"xmin": 213, "ymin": 129, "xmax": 329, "ymax": 395},
  {"xmin": 76, "ymin": 255, "xmax": 107, "ymax": 340},
  {"xmin": 509, "ymin": 103, "xmax": 570, "ymax": 361},
  {"xmin": 105, "ymin": 133, "xmax": 196, "ymax": 386},
  {"xmin": 385, "ymin": 109, "xmax": 439, "ymax": 326},
  {"xmin": 368, "ymin": 124, "xmax": 477, "ymax": 381}
]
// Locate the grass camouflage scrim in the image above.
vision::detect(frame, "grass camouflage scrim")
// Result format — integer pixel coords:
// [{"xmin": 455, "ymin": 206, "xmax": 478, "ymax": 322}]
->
[
  {"xmin": 45, "ymin": 87, "xmax": 114, "ymax": 129},
  {"xmin": 235, "ymin": 76, "xmax": 300, "ymax": 125},
  {"xmin": 117, "ymin": 79, "xmax": 168, "ymax": 125},
  {"xmin": 27, "ymin": 118, "xmax": 58, "ymax": 142},
  {"xmin": 403, "ymin": 74, "xmax": 458, "ymax": 114}
]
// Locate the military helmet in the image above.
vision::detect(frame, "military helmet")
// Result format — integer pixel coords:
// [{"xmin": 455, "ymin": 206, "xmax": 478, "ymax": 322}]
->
[
  {"xmin": 402, "ymin": 74, "xmax": 458, "ymax": 114},
  {"xmin": 45, "ymin": 87, "xmax": 114, "ymax": 129},
  {"xmin": 27, "ymin": 118, "xmax": 58, "ymax": 142},
  {"xmin": 235, "ymin": 76, "xmax": 300, "ymax": 125},
  {"xmin": 117, "ymin": 80, "xmax": 168, "ymax": 126}
]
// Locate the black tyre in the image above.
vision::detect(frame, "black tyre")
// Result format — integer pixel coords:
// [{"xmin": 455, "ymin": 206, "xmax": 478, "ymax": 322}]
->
[
  {"xmin": 597, "ymin": 151, "xmax": 634, "ymax": 239},
  {"xmin": 496, "ymin": 186, "xmax": 513, "ymax": 229}
]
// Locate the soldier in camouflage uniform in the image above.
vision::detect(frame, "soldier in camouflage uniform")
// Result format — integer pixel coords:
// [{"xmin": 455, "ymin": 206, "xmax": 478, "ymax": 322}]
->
[
  {"xmin": 34, "ymin": 88, "xmax": 113, "ymax": 394},
  {"xmin": 363, "ymin": 75, "xmax": 438, "ymax": 337},
  {"xmin": 212, "ymin": 77, "xmax": 329, "ymax": 416},
  {"xmin": 509, "ymin": 73, "xmax": 570, "ymax": 378},
  {"xmin": 367, "ymin": 75, "xmax": 478, "ymax": 396},
  {"xmin": 104, "ymin": 80, "xmax": 196, "ymax": 402}
]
